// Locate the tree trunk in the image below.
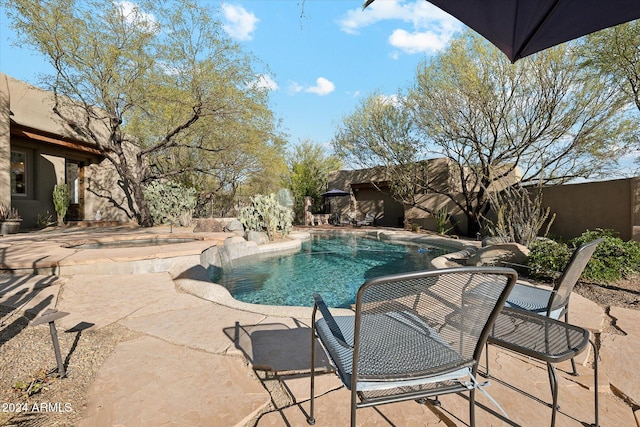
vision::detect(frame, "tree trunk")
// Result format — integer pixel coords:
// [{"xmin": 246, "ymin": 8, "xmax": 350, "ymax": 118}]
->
[{"xmin": 131, "ymin": 182, "xmax": 153, "ymax": 227}]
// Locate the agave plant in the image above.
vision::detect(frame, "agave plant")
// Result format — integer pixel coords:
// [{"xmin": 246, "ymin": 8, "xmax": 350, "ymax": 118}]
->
[{"xmin": 0, "ymin": 203, "xmax": 21, "ymax": 220}]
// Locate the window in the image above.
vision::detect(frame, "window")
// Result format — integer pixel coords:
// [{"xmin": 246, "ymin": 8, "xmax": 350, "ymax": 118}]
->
[
  {"xmin": 66, "ymin": 162, "xmax": 80, "ymax": 204},
  {"xmin": 10, "ymin": 151, "xmax": 27, "ymax": 196}
]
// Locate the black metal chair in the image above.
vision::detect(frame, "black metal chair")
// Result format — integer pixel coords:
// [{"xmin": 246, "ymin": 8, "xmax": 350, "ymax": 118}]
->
[
  {"xmin": 308, "ymin": 266, "xmax": 517, "ymax": 427},
  {"xmin": 496, "ymin": 238, "xmax": 603, "ymax": 376}
]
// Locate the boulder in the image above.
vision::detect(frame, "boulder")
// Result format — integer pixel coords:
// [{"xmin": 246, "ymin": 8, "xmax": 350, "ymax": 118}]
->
[
  {"xmin": 178, "ymin": 212, "xmax": 192, "ymax": 227},
  {"xmin": 246, "ymin": 230, "xmax": 269, "ymax": 245},
  {"xmin": 430, "ymin": 247, "xmax": 478, "ymax": 269},
  {"xmin": 225, "ymin": 219, "xmax": 244, "ymax": 233},
  {"xmin": 466, "ymin": 243, "xmax": 530, "ymax": 267},
  {"xmin": 193, "ymin": 218, "xmax": 225, "ymax": 232},
  {"xmin": 222, "ymin": 236, "xmax": 259, "ymax": 259},
  {"xmin": 481, "ymin": 236, "xmax": 510, "ymax": 247}
]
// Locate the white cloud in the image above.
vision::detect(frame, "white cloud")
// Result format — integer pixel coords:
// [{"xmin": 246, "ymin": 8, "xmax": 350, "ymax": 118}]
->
[
  {"xmin": 287, "ymin": 82, "xmax": 304, "ymax": 94},
  {"xmin": 388, "ymin": 29, "xmax": 449, "ymax": 54},
  {"xmin": 338, "ymin": 0, "xmax": 462, "ymax": 55},
  {"xmin": 221, "ymin": 4, "xmax": 259, "ymax": 41},
  {"xmin": 305, "ymin": 77, "xmax": 335, "ymax": 96},
  {"xmin": 288, "ymin": 78, "xmax": 335, "ymax": 96},
  {"xmin": 250, "ymin": 74, "xmax": 278, "ymax": 91}
]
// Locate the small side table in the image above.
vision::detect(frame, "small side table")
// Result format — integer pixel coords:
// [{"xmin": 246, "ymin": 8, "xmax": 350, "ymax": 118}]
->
[{"xmin": 488, "ymin": 307, "xmax": 598, "ymax": 427}]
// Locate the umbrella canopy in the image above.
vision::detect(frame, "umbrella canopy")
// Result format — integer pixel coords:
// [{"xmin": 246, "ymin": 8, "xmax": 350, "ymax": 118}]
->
[
  {"xmin": 363, "ymin": 0, "xmax": 640, "ymax": 63},
  {"xmin": 321, "ymin": 188, "xmax": 350, "ymax": 197}
]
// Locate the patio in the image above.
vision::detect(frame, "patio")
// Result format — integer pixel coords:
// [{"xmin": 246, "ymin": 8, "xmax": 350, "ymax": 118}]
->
[{"xmin": 0, "ymin": 226, "xmax": 639, "ymax": 426}]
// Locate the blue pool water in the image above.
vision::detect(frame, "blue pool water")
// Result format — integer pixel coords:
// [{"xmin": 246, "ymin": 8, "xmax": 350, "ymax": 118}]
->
[{"xmin": 211, "ymin": 234, "xmax": 449, "ymax": 308}]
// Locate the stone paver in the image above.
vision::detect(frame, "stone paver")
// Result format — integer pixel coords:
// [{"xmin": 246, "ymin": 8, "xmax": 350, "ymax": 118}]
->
[
  {"xmin": 121, "ymin": 302, "xmax": 266, "ymax": 355},
  {"xmin": 600, "ymin": 306, "xmax": 640, "ymax": 407},
  {"xmin": 76, "ymin": 335, "xmax": 270, "ymax": 427},
  {"xmin": 56, "ymin": 273, "xmax": 178, "ymax": 330},
  {"xmin": 231, "ymin": 317, "xmax": 334, "ymax": 375}
]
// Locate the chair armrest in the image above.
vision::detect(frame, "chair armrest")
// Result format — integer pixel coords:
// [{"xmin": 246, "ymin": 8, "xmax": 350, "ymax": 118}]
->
[{"xmin": 313, "ymin": 293, "xmax": 352, "ymax": 349}]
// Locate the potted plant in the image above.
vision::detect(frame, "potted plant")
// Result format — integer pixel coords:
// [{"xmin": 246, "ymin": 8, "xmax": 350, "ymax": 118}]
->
[{"xmin": 0, "ymin": 203, "xmax": 22, "ymax": 234}]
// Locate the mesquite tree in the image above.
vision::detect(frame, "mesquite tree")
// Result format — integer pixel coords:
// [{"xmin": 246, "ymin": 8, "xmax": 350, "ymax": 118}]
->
[
  {"xmin": 7, "ymin": 0, "xmax": 283, "ymax": 226},
  {"xmin": 333, "ymin": 32, "xmax": 634, "ymax": 237}
]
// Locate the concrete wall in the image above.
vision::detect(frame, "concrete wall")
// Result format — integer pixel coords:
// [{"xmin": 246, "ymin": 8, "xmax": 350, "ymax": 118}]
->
[{"xmin": 406, "ymin": 193, "xmax": 468, "ymax": 233}]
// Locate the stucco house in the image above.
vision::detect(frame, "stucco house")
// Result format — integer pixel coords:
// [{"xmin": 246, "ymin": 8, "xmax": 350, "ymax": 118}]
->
[
  {"xmin": 0, "ymin": 73, "xmax": 132, "ymax": 229},
  {"xmin": 327, "ymin": 158, "xmax": 520, "ymax": 232},
  {"xmin": 328, "ymin": 160, "xmax": 640, "ymax": 242}
]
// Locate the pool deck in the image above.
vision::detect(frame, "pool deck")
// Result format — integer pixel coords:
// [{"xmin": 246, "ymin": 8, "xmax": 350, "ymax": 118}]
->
[{"xmin": 1, "ymin": 225, "xmax": 639, "ymax": 426}]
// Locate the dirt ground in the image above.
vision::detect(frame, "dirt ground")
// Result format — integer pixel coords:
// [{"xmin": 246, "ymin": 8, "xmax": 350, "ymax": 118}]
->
[
  {"xmin": 573, "ymin": 276, "xmax": 640, "ymax": 310},
  {"xmin": 520, "ymin": 273, "xmax": 640, "ymax": 311}
]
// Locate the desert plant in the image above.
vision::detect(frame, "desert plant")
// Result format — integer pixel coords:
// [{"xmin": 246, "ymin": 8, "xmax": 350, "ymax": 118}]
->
[
  {"xmin": 275, "ymin": 188, "xmax": 294, "ymax": 209},
  {"xmin": 0, "ymin": 203, "xmax": 21, "ymax": 220},
  {"xmin": 433, "ymin": 207, "xmax": 452, "ymax": 235},
  {"xmin": 485, "ymin": 184, "xmax": 555, "ymax": 246},
  {"xmin": 52, "ymin": 183, "xmax": 70, "ymax": 226},
  {"xmin": 35, "ymin": 210, "xmax": 54, "ymax": 229},
  {"xmin": 143, "ymin": 181, "xmax": 197, "ymax": 226},
  {"xmin": 238, "ymin": 193, "xmax": 292, "ymax": 241}
]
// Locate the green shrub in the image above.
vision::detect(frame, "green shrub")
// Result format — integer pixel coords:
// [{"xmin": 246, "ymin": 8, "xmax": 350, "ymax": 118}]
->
[
  {"xmin": 238, "ymin": 193, "xmax": 292, "ymax": 241},
  {"xmin": 573, "ymin": 229, "xmax": 640, "ymax": 283},
  {"xmin": 527, "ymin": 239, "xmax": 571, "ymax": 280},
  {"xmin": 143, "ymin": 181, "xmax": 196, "ymax": 225},
  {"xmin": 527, "ymin": 229, "xmax": 640, "ymax": 284}
]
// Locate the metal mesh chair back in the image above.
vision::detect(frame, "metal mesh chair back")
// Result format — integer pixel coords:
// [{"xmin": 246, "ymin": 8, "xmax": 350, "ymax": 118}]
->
[
  {"xmin": 352, "ymin": 267, "xmax": 517, "ymax": 383},
  {"xmin": 548, "ymin": 238, "xmax": 603, "ymax": 315}
]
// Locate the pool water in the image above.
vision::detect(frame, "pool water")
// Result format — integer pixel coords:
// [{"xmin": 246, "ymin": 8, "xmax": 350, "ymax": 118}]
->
[{"xmin": 211, "ymin": 234, "xmax": 449, "ymax": 308}]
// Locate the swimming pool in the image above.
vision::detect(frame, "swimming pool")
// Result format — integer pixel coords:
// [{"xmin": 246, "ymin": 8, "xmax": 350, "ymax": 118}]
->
[{"xmin": 211, "ymin": 234, "xmax": 449, "ymax": 308}]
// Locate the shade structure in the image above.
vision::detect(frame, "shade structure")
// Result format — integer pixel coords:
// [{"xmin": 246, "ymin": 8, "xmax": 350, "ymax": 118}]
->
[
  {"xmin": 321, "ymin": 188, "xmax": 350, "ymax": 197},
  {"xmin": 363, "ymin": 0, "xmax": 640, "ymax": 63}
]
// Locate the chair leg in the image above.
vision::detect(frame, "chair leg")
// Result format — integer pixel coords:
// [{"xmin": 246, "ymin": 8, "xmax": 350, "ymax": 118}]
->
[
  {"xmin": 547, "ymin": 363, "xmax": 559, "ymax": 427},
  {"xmin": 307, "ymin": 330, "xmax": 316, "ymax": 425},
  {"xmin": 485, "ymin": 342, "xmax": 491, "ymax": 378},
  {"xmin": 350, "ymin": 388, "xmax": 357, "ymax": 427},
  {"xmin": 469, "ymin": 388, "xmax": 476, "ymax": 427}
]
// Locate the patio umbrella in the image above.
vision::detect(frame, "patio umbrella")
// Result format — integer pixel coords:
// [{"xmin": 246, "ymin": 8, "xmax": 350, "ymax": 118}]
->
[
  {"xmin": 320, "ymin": 189, "xmax": 350, "ymax": 197},
  {"xmin": 363, "ymin": 0, "xmax": 640, "ymax": 63},
  {"xmin": 320, "ymin": 189, "xmax": 350, "ymax": 220}
]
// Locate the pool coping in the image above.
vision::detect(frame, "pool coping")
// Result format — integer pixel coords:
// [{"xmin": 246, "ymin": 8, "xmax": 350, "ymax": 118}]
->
[{"xmin": 175, "ymin": 228, "xmax": 478, "ymax": 318}]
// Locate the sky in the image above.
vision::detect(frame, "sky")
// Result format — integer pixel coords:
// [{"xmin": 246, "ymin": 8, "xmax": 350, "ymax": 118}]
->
[{"xmin": 0, "ymin": 0, "xmax": 463, "ymax": 151}]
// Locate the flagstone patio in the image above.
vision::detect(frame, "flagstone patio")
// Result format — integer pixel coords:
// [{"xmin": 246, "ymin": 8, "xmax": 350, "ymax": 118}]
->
[{"xmin": 0, "ymin": 226, "xmax": 638, "ymax": 426}]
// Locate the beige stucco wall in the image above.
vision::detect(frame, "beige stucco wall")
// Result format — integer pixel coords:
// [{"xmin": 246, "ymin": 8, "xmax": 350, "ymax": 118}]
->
[
  {"xmin": 0, "ymin": 75, "xmax": 10, "ymax": 207},
  {"xmin": 405, "ymin": 193, "xmax": 468, "ymax": 233},
  {"xmin": 84, "ymin": 158, "xmax": 137, "ymax": 223},
  {"xmin": 540, "ymin": 178, "xmax": 635, "ymax": 241}
]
